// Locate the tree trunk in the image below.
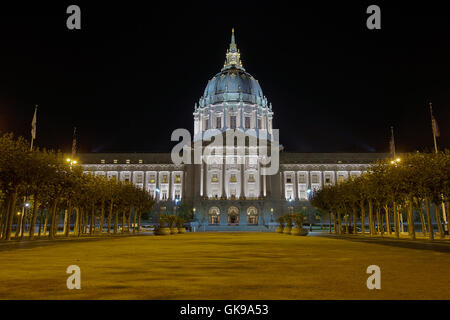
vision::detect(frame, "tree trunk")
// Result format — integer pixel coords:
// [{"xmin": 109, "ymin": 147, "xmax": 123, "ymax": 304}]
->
[
  {"xmin": 138, "ymin": 211, "xmax": 141, "ymax": 232},
  {"xmin": 337, "ymin": 211, "xmax": 342, "ymax": 235},
  {"xmin": 74, "ymin": 207, "xmax": 80, "ymax": 236},
  {"xmin": 446, "ymin": 201, "xmax": 450, "ymax": 235},
  {"xmin": 333, "ymin": 212, "xmax": 337, "ymax": 234},
  {"xmin": 64, "ymin": 200, "xmax": 72, "ymax": 237},
  {"xmin": 393, "ymin": 200, "xmax": 399, "ymax": 238},
  {"xmin": 384, "ymin": 204, "xmax": 391, "ymax": 235},
  {"xmin": 376, "ymin": 205, "xmax": 381, "ymax": 235},
  {"xmin": 43, "ymin": 208, "xmax": 49, "ymax": 236},
  {"xmin": 434, "ymin": 203, "xmax": 444, "ymax": 239},
  {"xmin": 418, "ymin": 206, "xmax": 428, "ymax": 237},
  {"xmin": 368, "ymin": 199, "xmax": 374, "ymax": 235},
  {"xmin": 425, "ymin": 198, "xmax": 434, "ymax": 240},
  {"xmin": 99, "ymin": 200, "xmax": 105, "ymax": 234},
  {"xmin": 89, "ymin": 205, "xmax": 95, "ymax": 235},
  {"xmin": 352, "ymin": 207, "xmax": 357, "ymax": 234},
  {"xmin": 407, "ymin": 198, "xmax": 416, "ymax": 240},
  {"xmin": 133, "ymin": 209, "xmax": 137, "ymax": 233},
  {"xmin": 114, "ymin": 209, "xmax": 119, "ymax": 234},
  {"xmin": 48, "ymin": 201, "xmax": 58, "ymax": 239},
  {"xmin": 1, "ymin": 195, "xmax": 12, "ymax": 239},
  {"xmin": 38, "ymin": 209, "xmax": 43, "ymax": 237},
  {"xmin": 121, "ymin": 210, "xmax": 126, "ymax": 234},
  {"xmin": 107, "ymin": 200, "xmax": 113, "ymax": 234},
  {"xmin": 328, "ymin": 211, "xmax": 332, "ymax": 234},
  {"xmin": 29, "ymin": 194, "xmax": 39, "ymax": 240},
  {"xmin": 128, "ymin": 208, "xmax": 132, "ymax": 232},
  {"xmin": 4, "ymin": 190, "xmax": 19, "ymax": 240},
  {"xmin": 360, "ymin": 203, "xmax": 366, "ymax": 235}
]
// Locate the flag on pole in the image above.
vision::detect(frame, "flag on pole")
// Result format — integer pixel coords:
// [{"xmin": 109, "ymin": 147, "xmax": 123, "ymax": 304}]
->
[
  {"xmin": 389, "ymin": 126, "xmax": 396, "ymax": 156},
  {"xmin": 71, "ymin": 127, "xmax": 77, "ymax": 157},
  {"xmin": 31, "ymin": 105, "xmax": 37, "ymax": 140},
  {"xmin": 432, "ymin": 116, "xmax": 440, "ymax": 137}
]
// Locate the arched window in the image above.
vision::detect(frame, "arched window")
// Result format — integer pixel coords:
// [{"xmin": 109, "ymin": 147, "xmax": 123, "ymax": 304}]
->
[
  {"xmin": 247, "ymin": 206, "xmax": 258, "ymax": 225},
  {"xmin": 227, "ymin": 206, "xmax": 239, "ymax": 225},
  {"xmin": 208, "ymin": 207, "xmax": 220, "ymax": 225}
]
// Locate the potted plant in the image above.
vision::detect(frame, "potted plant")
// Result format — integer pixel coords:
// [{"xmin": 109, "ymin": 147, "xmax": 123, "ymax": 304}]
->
[
  {"xmin": 167, "ymin": 215, "xmax": 178, "ymax": 234},
  {"xmin": 291, "ymin": 213, "xmax": 309, "ymax": 236},
  {"xmin": 154, "ymin": 214, "xmax": 171, "ymax": 235},
  {"xmin": 283, "ymin": 214, "xmax": 293, "ymax": 234},
  {"xmin": 177, "ymin": 217, "xmax": 186, "ymax": 233},
  {"xmin": 276, "ymin": 216, "xmax": 285, "ymax": 233}
]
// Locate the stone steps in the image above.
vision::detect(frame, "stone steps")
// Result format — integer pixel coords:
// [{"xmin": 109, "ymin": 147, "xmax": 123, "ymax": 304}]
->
[{"xmin": 199, "ymin": 225, "xmax": 271, "ymax": 232}]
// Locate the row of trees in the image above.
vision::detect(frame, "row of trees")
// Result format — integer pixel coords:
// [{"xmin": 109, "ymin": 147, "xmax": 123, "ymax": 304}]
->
[
  {"xmin": 0, "ymin": 133, "xmax": 155, "ymax": 241},
  {"xmin": 311, "ymin": 151, "xmax": 450, "ymax": 240}
]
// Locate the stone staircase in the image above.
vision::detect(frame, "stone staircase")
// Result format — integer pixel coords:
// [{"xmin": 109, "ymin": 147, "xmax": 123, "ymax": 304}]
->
[{"xmin": 200, "ymin": 225, "xmax": 272, "ymax": 232}]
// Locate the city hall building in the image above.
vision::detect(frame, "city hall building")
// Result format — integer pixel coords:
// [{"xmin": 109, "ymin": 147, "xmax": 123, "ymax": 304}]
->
[{"xmin": 79, "ymin": 30, "xmax": 388, "ymax": 231}]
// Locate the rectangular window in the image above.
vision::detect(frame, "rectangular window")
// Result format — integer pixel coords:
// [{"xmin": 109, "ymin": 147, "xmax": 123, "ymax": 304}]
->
[
  {"xmin": 149, "ymin": 176, "xmax": 156, "ymax": 184},
  {"xmin": 338, "ymin": 175, "xmax": 344, "ymax": 183},
  {"xmin": 211, "ymin": 174, "xmax": 218, "ymax": 183},
  {"xmin": 113, "ymin": 159, "xmax": 118, "ymax": 164},
  {"xmin": 230, "ymin": 116, "xmax": 236, "ymax": 129},
  {"xmin": 258, "ymin": 118, "xmax": 262, "ymax": 129},
  {"xmin": 325, "ymin": 175, "xmax": 331, "ymax": 184},
  {"xmin": 311, "ymin": 174, "xmax": 319, "ymax": 184},
  {"xmin": 216, "ymin": 117, "xmax": 221, "ymax": 129},
  {"xmin": 136, "ymin": 175, "xmax": 143, "ymax": 184},
  {"xmin": 126, "ymin": 159, "xmax": 130, "ymax": 164},
  {"xmin": 175, "ymin": 175, "xmax": 181, "ymax": 183},
  {"xmin": 230, "ymin": 174, "xmax": 237, "ymax": 183},
  {"xmin": 245, "ymin": 116, "xmax": 250, "ymax": 129},
  {"xmin": 101, "ymin": 159, "xmax": 105, "ymax": 164},
  {"xmin": 298, "ymin": 174, "xmax": 306, "ymax": 184},
  {"xmin": 204, "ymin": 119, "xmax": 209, "ymax": 130},
  {"xmin": 286, "ymin": 176, "xmax": 292, "ymax": 184},
  {"xmin": 139, "ymin": 159, "xmax": 143, "ymax": 164},
  {"xmin": 162, "ymin": 175, "xmax": 168, "ymax": 183},
  {"xmin": 248, "ymin": 174, "xmax": 255, "ymax": 183}
]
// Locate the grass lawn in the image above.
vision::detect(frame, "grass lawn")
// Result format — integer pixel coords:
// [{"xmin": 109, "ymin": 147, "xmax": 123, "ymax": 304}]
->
[{"xmin": 0, "ymin": 232, "xmax": 449, "ymax": 299}]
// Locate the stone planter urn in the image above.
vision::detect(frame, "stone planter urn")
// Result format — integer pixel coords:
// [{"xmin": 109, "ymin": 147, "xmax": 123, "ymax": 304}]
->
[
  {"xmin": 154, "ymin": 227, "xmax": 171, "ymax": 235},
  {"xmin": 291, "ymin": 227, "xmax": 309, "ymax": 236},
  {"xmin": 170, "ymin": 227, "xmax": 179, "ymax": 234},
  {"xmin": 275, "ymin": 227, "xmax": 284, "ymax": 233},
  {"xmin": 178, "ymin": 227, "xmax": 186, "ymax": 234}
]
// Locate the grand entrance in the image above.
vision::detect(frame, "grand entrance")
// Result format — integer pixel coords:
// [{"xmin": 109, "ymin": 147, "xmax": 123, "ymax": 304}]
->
[
  {"xmin": 227, "ymin": 206, "xmax": 239, "ymax": 225},
  {"xmin": 247, "ymin": 206, "xmax": 258, "ymax": 225},
  {"xmin": 208, "ymin": 206, "xmax": 220, "ymax": 225}
]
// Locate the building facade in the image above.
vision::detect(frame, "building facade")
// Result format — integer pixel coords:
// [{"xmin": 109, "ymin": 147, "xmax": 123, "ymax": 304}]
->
[{"xmin": 79, "ymin": 30, "xmax": 389, "ymax": 231}]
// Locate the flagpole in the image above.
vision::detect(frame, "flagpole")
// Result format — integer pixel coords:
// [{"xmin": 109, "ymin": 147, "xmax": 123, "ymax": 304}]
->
[
  {"xmin": 429, "ymin": 102, "xmax": 448, "ymax": 234},
  {"xmin": 390, "ymin": 126, "xmax": 396, "ymax": 158},
  {"xmin": 30, "ymin": 105, "xmax": 37, "ymax": 152},
  {"xmin": 429, "ymin": 102, "xmax": 438, "ymax": 153}
]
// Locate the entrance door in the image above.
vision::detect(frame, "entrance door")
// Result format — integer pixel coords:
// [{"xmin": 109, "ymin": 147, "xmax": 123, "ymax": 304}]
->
[{"xmin": 227, "ymin": 206, "xmax": 239, "ymax": 225}]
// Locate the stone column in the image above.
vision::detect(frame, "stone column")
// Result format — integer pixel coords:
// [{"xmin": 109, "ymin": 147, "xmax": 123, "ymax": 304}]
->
[
  {"xmin": 168, "ymin": 171, "xmax": 172, "ymax": 200},
  {"xmin": 241, "ymin": 160, "xmax": 245, "ymax": 198},
  {"xmin": 222, "ymin": 160, "xmax": 226, "ymax": 198},
  {"xmin": 203, "ymin": 162, "xmax": 207, "ymax": 198}
]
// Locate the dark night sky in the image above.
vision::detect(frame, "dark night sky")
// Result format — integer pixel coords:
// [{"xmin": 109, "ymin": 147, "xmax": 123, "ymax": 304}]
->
[{"xmin": 0, "ymin": 2, "xmax": 449, "ymax": 154}]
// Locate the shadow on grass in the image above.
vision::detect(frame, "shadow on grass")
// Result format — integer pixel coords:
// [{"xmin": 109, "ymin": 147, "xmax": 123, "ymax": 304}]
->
[
  {"xmin": 0, "ymin": 232, "xmax": 153, "ymax": 252},
  {"xmin": 321, "ymin": 234, "xmax": 450, "ymax": 253}
]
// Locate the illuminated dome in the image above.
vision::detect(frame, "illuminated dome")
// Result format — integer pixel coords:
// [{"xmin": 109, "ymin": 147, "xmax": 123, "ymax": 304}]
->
[
  {"xmin": 202, "ymin": 68, "xmax": 264, "ymax": 105},
  {"xmin": 193, "ymin": 29, "xmax": 273, "ymax": 138},
  {"xmin": 198, "ymin": 28, "xmax": 268, "ymax": 107}
]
